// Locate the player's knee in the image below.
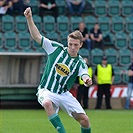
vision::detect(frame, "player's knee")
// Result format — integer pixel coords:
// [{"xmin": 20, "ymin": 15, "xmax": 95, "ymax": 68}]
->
[
  {"xmin": 80, "ymin": 115, "xmax": 90, "ymax": 128},
  {"xmin": 43, "ymin": 100, "xmax": 52, "ymax": 109}
]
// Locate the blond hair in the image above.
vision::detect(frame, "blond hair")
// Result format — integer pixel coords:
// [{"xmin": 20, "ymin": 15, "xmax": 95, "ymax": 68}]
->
[{"xmin": 68, "ymin": 30, "xmax": 83, "ymax": 44}]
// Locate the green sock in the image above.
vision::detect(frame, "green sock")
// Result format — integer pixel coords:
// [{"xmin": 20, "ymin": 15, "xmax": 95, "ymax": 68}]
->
[
  {"xmin": 81, "ymin": 126, "xmax": 91, "ymax": 133},
  {"xmin": 48, "ymin": 114, "xmax": 66, "ymax": 133}
]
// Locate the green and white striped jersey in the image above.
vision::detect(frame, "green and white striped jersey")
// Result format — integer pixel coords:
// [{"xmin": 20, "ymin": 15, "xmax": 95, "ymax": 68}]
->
[{"xmin": 39, "ymin": 36, "xmax": 89, "ymax": 94}]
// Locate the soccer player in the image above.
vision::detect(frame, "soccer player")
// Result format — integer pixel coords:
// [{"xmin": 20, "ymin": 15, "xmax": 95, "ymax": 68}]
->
[{"xmin": 24, "ymin": 7, "xmax": 92, "ymax": 133}]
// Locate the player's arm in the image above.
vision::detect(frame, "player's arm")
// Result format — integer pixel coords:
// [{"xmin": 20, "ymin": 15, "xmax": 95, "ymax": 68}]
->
[
  {"xmin": 78, "ymin": 63, "xmax": 92, "ymax": 86},
  {"xmin": 24, "ymin": 7, "xmax": 42, "ymax": 45}
]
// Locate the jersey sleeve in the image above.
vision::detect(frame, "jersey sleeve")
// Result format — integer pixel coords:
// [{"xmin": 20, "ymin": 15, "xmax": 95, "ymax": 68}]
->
[
  {"xmin": 40, "ymin": 36, "xmax": 64, "ymax": 55},
  {"xmin": 78, "ymin": 61, "xmax": 90, "ymax": 78}
]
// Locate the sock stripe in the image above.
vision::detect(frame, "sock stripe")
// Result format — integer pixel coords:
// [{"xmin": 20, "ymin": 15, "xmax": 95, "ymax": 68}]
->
[{"xmin": 48, "ymin": 113, "xmax": 58, "ymax": 120}]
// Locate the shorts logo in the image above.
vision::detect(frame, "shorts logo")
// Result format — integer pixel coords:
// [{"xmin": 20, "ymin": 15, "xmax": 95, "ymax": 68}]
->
[{"xmin": 55, "ymin": 63, "xmax": 70, "ymax": 77}]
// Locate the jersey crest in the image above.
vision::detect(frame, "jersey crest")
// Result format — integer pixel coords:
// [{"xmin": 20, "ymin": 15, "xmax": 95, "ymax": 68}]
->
[{"xmin": 55, "ymin": 63, "xmax": 70, "ymax": 77}]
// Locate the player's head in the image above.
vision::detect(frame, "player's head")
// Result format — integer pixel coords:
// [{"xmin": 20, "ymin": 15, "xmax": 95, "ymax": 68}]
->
[{"xmin": 67, "ymin": 30, "xmax": 83, "ymax": 57}]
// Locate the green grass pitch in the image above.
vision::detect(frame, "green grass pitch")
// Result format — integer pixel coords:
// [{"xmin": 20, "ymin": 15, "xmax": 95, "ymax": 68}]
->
[{"xmin": 0, "ymin": 109, "xmax": 133, "ymax": 133}]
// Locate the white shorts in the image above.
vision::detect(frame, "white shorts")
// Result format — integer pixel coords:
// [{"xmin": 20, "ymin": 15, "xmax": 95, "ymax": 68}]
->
[{"xmin": 36, "ymin": 87, "xmax": 86, "ymax": 117}]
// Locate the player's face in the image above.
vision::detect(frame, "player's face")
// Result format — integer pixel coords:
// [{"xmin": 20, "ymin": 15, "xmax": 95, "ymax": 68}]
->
[{"xmin": 67, "ymin": 38, "xmax": 82, "ymax": 57}]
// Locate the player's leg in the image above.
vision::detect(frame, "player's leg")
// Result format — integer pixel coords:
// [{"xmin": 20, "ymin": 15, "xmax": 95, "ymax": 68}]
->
[
  {"xmin": 43, "ymin": 100, "xmax": 66, "ymax": 133},
  {"xmin": 72, "ymin": 112, "xmax": 91, "ymax": 133},
  {"xmin": 37, "ymin": 88, "xmax": 66, "ymax": 133},
  {"xmin": 60, "ymin": 91, "xmax": 91, "ymax": 133}
]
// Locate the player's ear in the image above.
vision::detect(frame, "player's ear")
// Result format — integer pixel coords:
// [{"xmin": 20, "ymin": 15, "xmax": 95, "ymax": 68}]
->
[{"xmin": 80, "ymin": 42, "xmax": 83, "ymax": 48}]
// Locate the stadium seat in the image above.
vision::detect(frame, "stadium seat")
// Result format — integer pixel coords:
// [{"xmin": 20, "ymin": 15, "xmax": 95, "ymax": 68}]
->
[
  {"xmin": 103, "ymin": 32, "xmax": 115, "ymax": 46},
  {"xmin": 32, "ymin": 15, "xmax": 42, "ymax": 32},
  {"xmin": 43, "ymin": 16, "xmax": 55, "ymax": 33},
  {"xmin": 57, "ymin": 15, "xmax": 69, "ymax": 33},
  {"xmin": 129, "ymin": 33, "xmax": 133, "ymax": 50},
  {"xmin": 4, "ymin": 32, "xmax": 17, "ymax": 49},
  {"xmin": 121, "ymin": 0, "xmax": 133, "ymax": 17},
  {"xmin": 108, "ymin": 0, "xmax": 120, "ymax": 16},
  {"xmin": 91, "ymin": 48, "xmax": 104, "ymax": 66},
  {"xmin": 78, "ymin": 48, "xmax": 90, "ymax": 59},
  {"xmin": 125, "ymin": 16, "xmax": 133, "ymax": 33},
  {"xmin": 45, "ymin": 31, "xmax": 59, "ymax": 42},
  {"xmin": 98, "ymin": 17, "xmax": 110, "ymax": 32},
  {"xmin": 112, "ymin": 16, "xmax": 124, "ymax": 33},
  {"xmin": 70, "ymin": 16, "xmax": 83, "ymax": 31},
  {"xmin": 55, "ymin": 0, "xmax": 66, "ymax": 15},
  {"xmin": 113, "ymin": 66, "xmax": 122, "ymax": 84},
  {"xmin": 60, "ymin": 31, "xmax": 69, "ymax": 47},
  {"xmin": 94, "ymin": 1, "xmax": 107, "ymax": 16},
  {"xmin": 18, "ymin": 32, "xmax": 31, "ymax": 50},
  {"xmin": 105, "ymin": 48, "xmax": 118, "ymax": 65},
  {"xmin": 115, "ymin": 32, "xmax": 127, "ymax": 49},
  {"xmin": 2, "ymin": 15, "xmax": 14, "ymax": 32},
  {"xmin": 15, "ymin": 16, "xmax": 27, "ymax": 32},
  {"xmin": 119, "ymin": 49, "xmax": 131, "ymax": 66},
  {"xmin": 84, "ymin": 16, "xmax": 97, "ymax": 31}
]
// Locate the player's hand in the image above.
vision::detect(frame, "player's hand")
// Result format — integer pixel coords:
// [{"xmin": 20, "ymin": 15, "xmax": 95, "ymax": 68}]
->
[
  {"xmin": 24, "ymin": 7, "xmax": 32, "ymax": 19},
  {"xmin": 84, "ymin": 78, "xmax": 92, "ymax": 86},
  {"xmin": 82, "ymin": 75, "xmax": 92, "ymax": 87}
]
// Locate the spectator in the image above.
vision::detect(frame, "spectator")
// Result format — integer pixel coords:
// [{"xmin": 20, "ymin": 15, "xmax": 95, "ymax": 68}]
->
[
  {"xmin": 66, "ymin": 0, "xmax": 86, "ymax": 16},
  {"xmin": 125, "ymin": 57, "xmax": 133, "ymax": 109},
  {"xmin": 77, "ymin": 57, "xmax": 93, "ymax": 109},
  {"xmin": 75, "ymin": 22, "xmax": 91, "ymax": 51},
  {"xmin": 89, "ymin": 23, "xmax": 104, "ymax": 50},
  {"xmin": 94, "ymin": 56, "xmax": 114, "ymax": 109},
  {"xmin": 38, "ymin": 0, "xmax": 58, "ymax": 19},
  {"xmin": 12, "ymin": 0, "xmax": 25, "ymax": 15},
  {"xmin": 0, "ymin": 0, "xmax": 13, "ymax": 16}
]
